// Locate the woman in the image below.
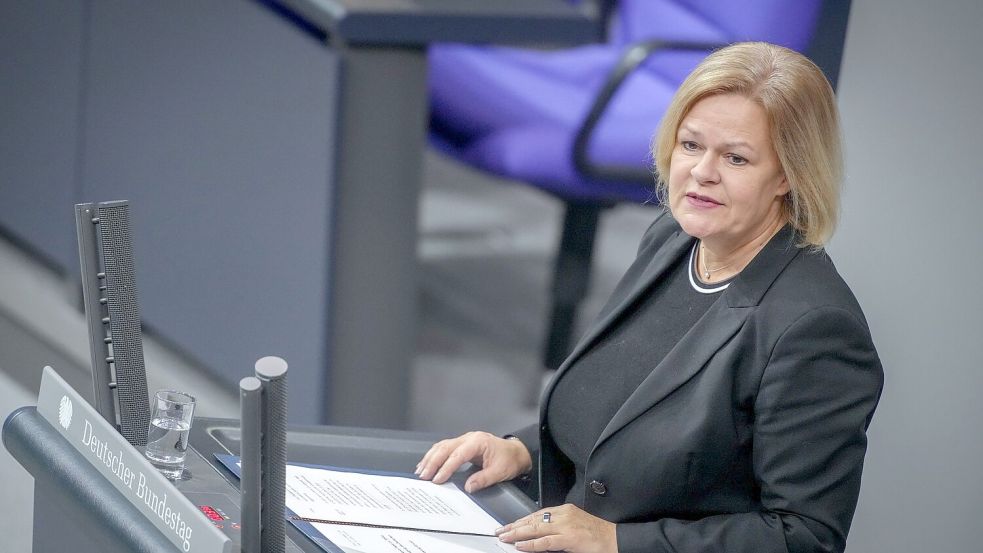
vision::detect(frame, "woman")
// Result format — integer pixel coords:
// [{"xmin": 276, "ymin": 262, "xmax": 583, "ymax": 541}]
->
[{"xmin": 416, "ymin": 42, "xmax": 883, "ymax": 553}]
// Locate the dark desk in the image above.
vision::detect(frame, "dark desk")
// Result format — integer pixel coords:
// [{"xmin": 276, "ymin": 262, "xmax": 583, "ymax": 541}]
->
[{"xmin": 281, "ymin": 0, "xmax": 593, "ymax": 46}]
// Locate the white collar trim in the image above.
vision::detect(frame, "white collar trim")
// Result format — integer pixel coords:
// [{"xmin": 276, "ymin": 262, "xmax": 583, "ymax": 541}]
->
[{"xmin": 688, "ymin": 242, "xmax": 731, "ymax": 294}]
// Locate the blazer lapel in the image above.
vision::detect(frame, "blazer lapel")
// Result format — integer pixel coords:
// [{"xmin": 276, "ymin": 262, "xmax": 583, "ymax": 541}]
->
[
  {"xmin": 538, "ymin": 228, "xmax": 693, "ymax": 421},
  {"xmin": 539, "ymin": 229, "xmax": 692, "ymax": 408},
  {"xmin": 592, "ymin": 224, "xmax": 803, "ymax": 450},
  {"xmin": 594, "ymin": 299, "xmax": 751, "ymax": 449},
  {"xmin": 567, "ymin": 230, "xmax": 692, "ymax": 371}
]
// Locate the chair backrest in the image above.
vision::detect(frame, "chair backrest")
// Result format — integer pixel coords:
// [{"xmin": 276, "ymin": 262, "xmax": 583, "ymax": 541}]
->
[
  {"xmin": 802, "ymin": 0, "xmax": 853, "ymax": 90},
  {"xmin": 610, "ymin": 0, "xmax": 823, "ymax": 51}
]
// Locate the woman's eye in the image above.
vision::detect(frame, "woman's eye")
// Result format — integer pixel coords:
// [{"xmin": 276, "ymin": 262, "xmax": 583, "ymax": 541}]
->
[
  {"xmin": 727, "ymin": 154, "xmax": 748, "ymax": 166},
  {"xmin": 681, "ymin": 141, "xmax": 698, "ymax": 152}
]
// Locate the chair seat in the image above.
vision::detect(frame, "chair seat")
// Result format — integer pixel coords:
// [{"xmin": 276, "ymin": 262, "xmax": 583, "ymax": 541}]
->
[{"xmin": 457, "ymin": 124, "xmax": 657, "ymax": 203}]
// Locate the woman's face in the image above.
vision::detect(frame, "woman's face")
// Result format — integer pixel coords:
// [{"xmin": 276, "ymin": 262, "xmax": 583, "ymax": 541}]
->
[{"xmin": 667, "ymin": 93, "xmax": 789, "ymax": 250}]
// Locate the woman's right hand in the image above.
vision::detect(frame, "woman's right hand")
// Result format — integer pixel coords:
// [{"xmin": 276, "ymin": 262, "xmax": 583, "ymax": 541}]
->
[{"xmin": 415, "ymin": 431, "xmax": 533, "ymax": 493}]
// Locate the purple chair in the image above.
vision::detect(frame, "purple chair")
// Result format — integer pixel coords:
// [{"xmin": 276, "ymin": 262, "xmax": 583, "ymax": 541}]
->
[{"xmin": 428, "ymin": 0, "xmax": 851, "ymax": 371}]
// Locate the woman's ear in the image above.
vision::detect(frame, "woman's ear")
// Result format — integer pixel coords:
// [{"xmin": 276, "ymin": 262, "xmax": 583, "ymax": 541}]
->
[{"xmin": 776, "ymin": 173, "xmax": 790, "ymax": 197}]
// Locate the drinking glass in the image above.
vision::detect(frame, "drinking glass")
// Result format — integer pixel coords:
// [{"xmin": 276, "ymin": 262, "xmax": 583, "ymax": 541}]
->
[{"xmin": 145, "ymin": 390, "xmax": 196, "ymax": 479}]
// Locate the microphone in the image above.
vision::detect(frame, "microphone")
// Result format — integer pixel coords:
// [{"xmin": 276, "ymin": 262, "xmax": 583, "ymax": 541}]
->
[
  {"xmin": 75, "ymin": 201, "xmax": 150, "ymax": 446},
  {"xmin": 240, "ymin": 356, "xmax": 288, "ymax": 553}
]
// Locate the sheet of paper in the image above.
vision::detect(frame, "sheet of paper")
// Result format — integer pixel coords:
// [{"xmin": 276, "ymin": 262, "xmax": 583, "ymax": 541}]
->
[
  {"xmin": 284, "ymin": 465, "xmax": 519, "ymax": 553},
  {"xmin": 285, "ymin": 465, "xmax": 502, "ymax": 535},
  {"xmin": 311, "ymin": 523, "xmax": 518, "ymax": 553},
  {"xmin": 216, "ymin": 455, "xmax": 524, "ymax": 553}
]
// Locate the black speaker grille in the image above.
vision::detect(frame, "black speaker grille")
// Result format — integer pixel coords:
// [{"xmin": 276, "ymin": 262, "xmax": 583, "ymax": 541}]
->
[
  {"xmin": 97, "ymin": 204, "xmax": 150, "ymax": 446},
  {"xmin": 260, "ymin": 372, "xmax": 287, "ymax": 553}
]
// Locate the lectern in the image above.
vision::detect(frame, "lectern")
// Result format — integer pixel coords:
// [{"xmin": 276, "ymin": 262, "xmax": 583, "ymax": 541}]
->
[
  {"xmin": 3, "ymin": 368, "xmax": 536, "ymax": 552},
  {"xmin": 3, "ymin": 195, "xmax": 537, "ymax": 551}
]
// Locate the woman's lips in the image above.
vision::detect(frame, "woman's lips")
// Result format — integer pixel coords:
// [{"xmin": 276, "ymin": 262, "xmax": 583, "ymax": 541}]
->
[{"xmin": 685, "ymin": 193, "xmax": 723, "ymax": 208}]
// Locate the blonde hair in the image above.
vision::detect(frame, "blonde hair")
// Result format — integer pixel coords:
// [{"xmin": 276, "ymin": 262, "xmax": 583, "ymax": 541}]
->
[{"xmin": 653, "ymin": 42, "xmax": 842, "ymax": 247}]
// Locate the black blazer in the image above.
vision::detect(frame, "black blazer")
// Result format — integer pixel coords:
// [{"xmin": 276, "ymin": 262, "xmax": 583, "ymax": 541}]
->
[{"xmin": 514, "ymin": 212, "xmax": 883, "ymax": 553}]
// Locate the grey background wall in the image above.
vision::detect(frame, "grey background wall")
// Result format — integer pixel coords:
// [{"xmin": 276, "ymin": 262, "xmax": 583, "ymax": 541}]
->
[
  {"xmin": 0, "ymin": 0, "xmax": 343, "ymax": 423},
  {"xmin": 832, "ymin": 0, "xmax": 982, "ymax": 550}
]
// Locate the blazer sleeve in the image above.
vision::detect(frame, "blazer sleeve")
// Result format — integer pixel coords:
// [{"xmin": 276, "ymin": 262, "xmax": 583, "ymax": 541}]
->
[
  {"xmin": 615, "ymin": 306, "xmax": 884, "ymax": 553},
  {"xmin": 510, "ymin": 422, "xmax": 540, "ymax": 456},
  {"xmin": 508, "ymin": 423, "xmax": 542, "ymax": 502}
]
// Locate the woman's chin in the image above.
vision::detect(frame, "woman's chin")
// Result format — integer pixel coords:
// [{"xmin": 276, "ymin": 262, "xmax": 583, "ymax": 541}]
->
[{"xmin": 675, "ymin": 215, "xmax": 718, "ymax": 240}]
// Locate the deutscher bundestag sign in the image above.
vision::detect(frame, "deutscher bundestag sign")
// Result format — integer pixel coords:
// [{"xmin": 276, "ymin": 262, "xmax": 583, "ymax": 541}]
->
[{"xmin": 37, "ymin": 366, "xmax": 233, "ymax": 553}]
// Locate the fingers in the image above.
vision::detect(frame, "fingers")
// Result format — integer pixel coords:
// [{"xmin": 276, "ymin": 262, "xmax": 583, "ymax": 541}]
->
[
  {"xmin": 496, "ymin": 508, "xmax": 556, "ymax": 541},
  {"xmin": 431, "ymin": 441, "xmax": 479, "ymax": 484},
  {"xmin": 415, "ymin": 433, "xmax": 485, "ymax": 484},
  {"xmin": 416, "ymin": 432, "xmax": 530, "ymax": 492},
  {"xmin": 463, "ymin": 439, "xmax": 525, "ymax": 492},
  {"xmin": 416, "ymin": 439, "xmax": 468, "ymax": 482},
  {"xmin": 497, "ymin": 505, "xmax": 617, "ymax": 553},
  {"xmin": 464, "ymin": 465, "xmax": 507, "ymax": 493},
  {"xmin": 514, "ymin": 535, "xmax": 563, "ymax": 552},
  {"xmin": 499, "ymin": 518, "xmax": 565, "ymax": 552},
  {"xmin": 414, "ymin": 442, "xmax": 443, "ymax": 479},
  {"xmin": 504, "ymin": 506, "xmax": 566, "ymax": 529}
]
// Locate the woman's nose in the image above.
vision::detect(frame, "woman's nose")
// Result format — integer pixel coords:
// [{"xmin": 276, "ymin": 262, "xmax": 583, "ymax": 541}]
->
[{"xmin": 690, "ymin": 153, "xmax": 720, "ymax": 184}]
